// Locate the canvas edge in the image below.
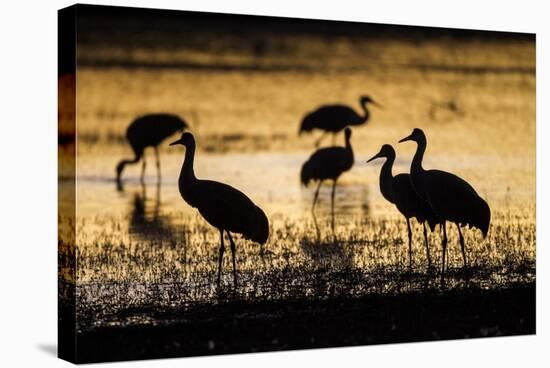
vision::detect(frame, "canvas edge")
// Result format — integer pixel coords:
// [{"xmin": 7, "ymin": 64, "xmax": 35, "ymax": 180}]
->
[{"xmin": 58, "ymin": 3, "xmax": 77, "ymax": 364}]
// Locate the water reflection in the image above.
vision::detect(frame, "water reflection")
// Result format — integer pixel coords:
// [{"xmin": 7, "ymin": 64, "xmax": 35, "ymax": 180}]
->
[
  {"xmin": 128, "ymin": 182, "xmax": 176, "ymax": 241},
  {"xmin": 300, "ymin": 183, "xmax": 371, "ymax": 223}
]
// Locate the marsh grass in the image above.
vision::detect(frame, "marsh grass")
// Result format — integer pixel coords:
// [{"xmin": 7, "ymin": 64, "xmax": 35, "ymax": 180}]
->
[{"xmin": 67, "ymin": 208, "xmax": 534, "ymax": 332}]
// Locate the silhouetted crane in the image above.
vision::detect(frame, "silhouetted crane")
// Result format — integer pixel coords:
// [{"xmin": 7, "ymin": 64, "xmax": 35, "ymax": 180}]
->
[
  {"xmin": 116, "ymin": 113, "xmax": 188, "ymax": 185},
  {"xmin": 399, "ymin": 128, "xmax": 491, "ymax": 282},
  {"xmin": 170, "ymin": 132, "xmax": 269, "ymax": 287},
  {"xmin": 301, "ymin": 127, "xmax": 354, "ymax": 233},
  {"xmin": 367, "ymin": 144, "xmax": 438, "ymax": 271},
  {"xmin": 299, "ymin": 95, "xmax": 382, "ymax": 147}
]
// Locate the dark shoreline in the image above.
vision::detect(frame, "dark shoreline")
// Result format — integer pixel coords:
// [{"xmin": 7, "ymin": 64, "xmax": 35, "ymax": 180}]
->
[
  {"xmin": 75, "ymin": 4, "xmax": 535, "ymax": 41},
  {"xmin": 74, "ymin": 282, "xmax": 535, "ymax": 363}
]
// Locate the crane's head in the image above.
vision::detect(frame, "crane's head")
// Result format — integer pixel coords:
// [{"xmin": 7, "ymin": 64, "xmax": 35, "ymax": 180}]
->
[
  {"xmin": 367, "ymin": 144, "xmax": 395, "ymax": 163},
  {"xmin": 398, "ymin": 128, "xmax": 426, "ymax": 144},
  {"xmin": 360, "ymin": 95, "xmax": 383, "ymax": 109},
  {"xmin": 169, "ymin": 132, "xmax": 195, "ymax": 148}
]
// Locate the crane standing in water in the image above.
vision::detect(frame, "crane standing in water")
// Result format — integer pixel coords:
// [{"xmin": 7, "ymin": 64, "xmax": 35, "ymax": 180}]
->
[
  {"xmin": 399, "ymin": 128, "xmax": 491, "ymax": 283},
  {"xmin": 116, "ymin": 113, "xmax": 188, "ymax": 185},
  {"xmin": 367, "ymin": 144, "xmax": 439, "ymax": 271},
  {"xmin": 170, "ymin": 132, "xmax": 269, "ymax": 287},
  {"xmin": 299, "ymin": 95, "xmax": 382, "ymax": 147},
  {"xmin": 301, "ymin": 127, "xmax": 354, "ymax": 234}
]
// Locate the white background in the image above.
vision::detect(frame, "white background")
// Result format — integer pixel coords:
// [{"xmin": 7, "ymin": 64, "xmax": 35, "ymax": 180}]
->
[{"xmin": 0, "ymin": 0, "xmax": 547, "ymax": 366}]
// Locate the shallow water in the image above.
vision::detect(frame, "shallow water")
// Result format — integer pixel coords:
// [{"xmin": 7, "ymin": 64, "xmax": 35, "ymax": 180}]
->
[{"xmin": 72, "ymin": 149, "xmax": 534, "ymax": 219}]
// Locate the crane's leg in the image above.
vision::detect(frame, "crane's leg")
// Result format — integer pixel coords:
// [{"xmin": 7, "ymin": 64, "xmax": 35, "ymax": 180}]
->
[
  {"xmin": 441, "ymin": 221, "xmax": 448, "ymax": 284},
  {"xmin": 446, "ymin": 244, "xmax": 449, "ymax": 271},
  {"xmin": 406, "ymin": 218, "xmax": 413, "ymax": 272},
  {"xmin": 140, "ymin": 155, "xmax": 146, "ymax": 184},
  {"xmin": 331, "ymin": 180, "xmax": 337, "ymax": 234},
  {"xmin": 217, "ymin": 229, "xmax": 225, "ymax": 287},
  {"xmin": 312, "ymin": 180, "xmax": 322, "ymax": 213},
  {"xmin": 457, "ymin": 224, "xmax": 467, "ymax": 268},
  {"xmin": 154, "ymin": 146, "xmax": 161, "ymax": 181},
  {"xmin": 153, "ymin": 181, "xmax": 161, "ymax": 219},
  {"xmin": 312, "ymin": 211, "xmax": 321, "ymax": 241},
  {"xmin": 227, "ymin": 231, "xmax": 238, "ymax": 287},
  {"xmin": 314, "ymin": 131, "xmax": 328, "ymax": 148},
  {"xmin": 139, "ymin": 181, "xmax": 147, "ymax": 217},
  {"xmin": 423, "ymin": 222, "xmax": 432, "ymax": 270},
  {"xmin": 441, "ymin": 225, "xmax": 449, "ymax": 272},
  {"xmin": 311, "ymin": 180, "xmax": 323, "ymax": 240}
]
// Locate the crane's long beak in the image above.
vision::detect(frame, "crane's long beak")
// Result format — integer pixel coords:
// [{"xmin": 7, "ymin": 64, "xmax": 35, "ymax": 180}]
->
[
  {"xmin": 398, "ymin": 134, "xmax": 413, "ymax": 143},
  {"xmin": 367, "ymin": 153, "xmax": 381, "ymax": 163},
  {"xmin": 169, "ymin": 139, "xmax": 183, "ymax": 146}
]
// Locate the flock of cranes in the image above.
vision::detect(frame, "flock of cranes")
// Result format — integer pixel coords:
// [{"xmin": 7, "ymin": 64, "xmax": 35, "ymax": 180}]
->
[
  {"xmin": 368, "ymin": 130, "xmax": 490, "ymax": 282},
  {"xmin": 115, "ymin": 95, "xmax": 491, "ymax": 286}
]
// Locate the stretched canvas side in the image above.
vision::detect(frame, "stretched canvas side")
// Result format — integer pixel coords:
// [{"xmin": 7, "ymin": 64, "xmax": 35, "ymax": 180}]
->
[{"xmin": 58, "ymin": 4, "xmax": 77, "ymax": 363}]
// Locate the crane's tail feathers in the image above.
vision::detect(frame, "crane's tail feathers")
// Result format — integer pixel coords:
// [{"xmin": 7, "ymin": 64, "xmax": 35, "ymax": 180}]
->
[
  {"xmin": 300, "ymin": 161, "xmax": 313, "ymax": 187},
  {"xmin": 480, "ymin": 198, "xmax": 491, "ymax": 238},
  {"xmin": 249, "ymin": 206, "xmax": 269, "ymax": 245},
  {"xmin": 473, "ymin": 197, "xmax": 491, "ymax": 238}
]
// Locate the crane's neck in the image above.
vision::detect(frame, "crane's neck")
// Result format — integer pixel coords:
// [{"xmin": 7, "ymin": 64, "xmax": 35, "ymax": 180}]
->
[
  {"xmin": 360, "ymin": 101, "xmax": 370, "ymax": 123},
  {"xmin": 180, "ymin": 141, "xmax": 197, "ymax": 186},
  {"xmin": 411, "ymin": 137, "xmax": 426, "ymax": 175},
  {"xmin": 379, "ymin": 155, "xmax": 395, "ymax": 204},
  {"xmin": 116, "ymin": 152, "xmax": 142, "ymax": 181},
  {"xmin": 410, "ymin": 137, "xmax": 427, "ymax": 199},
  {"xmin": 344, "ymin": 134, "xmax": 355, "ymax": 163},
  {"xmin": 345, "ymin": 134, "xmax": 352, "ymax": 151}
]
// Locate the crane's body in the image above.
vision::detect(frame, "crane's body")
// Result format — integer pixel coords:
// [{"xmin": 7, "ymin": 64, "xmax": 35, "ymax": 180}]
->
[
  {"xmin": 417, "ymin": 170, "xmax": 489, "ymax": 232},
  {"xmin": 301, "ymin": 146, "xmax": 354, "ymax": 185},
  {"xmin": 301, "ymin": 105, "xmax": 366, "ymax": 134},
  {"xmin": 368, "ymin": 144, "xmax": 438, "ymax": 270},
  {"xmin": 299, "ymin": 95, "xmax": 381, "ymax": 147},
  {"xmin": 399, "ymin": 128, "xmax": 491, "ymax": 282},
  {"xmin": 300, "ymin": 128, "xmax": 354, "ymax": 233},
  {"xmin": 171, "ymin": 132, "xmax": 269, "ymax": 287},
  {"xmin": 116, "ymin": 113, "xmax": 187, "ymax": 185}
]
